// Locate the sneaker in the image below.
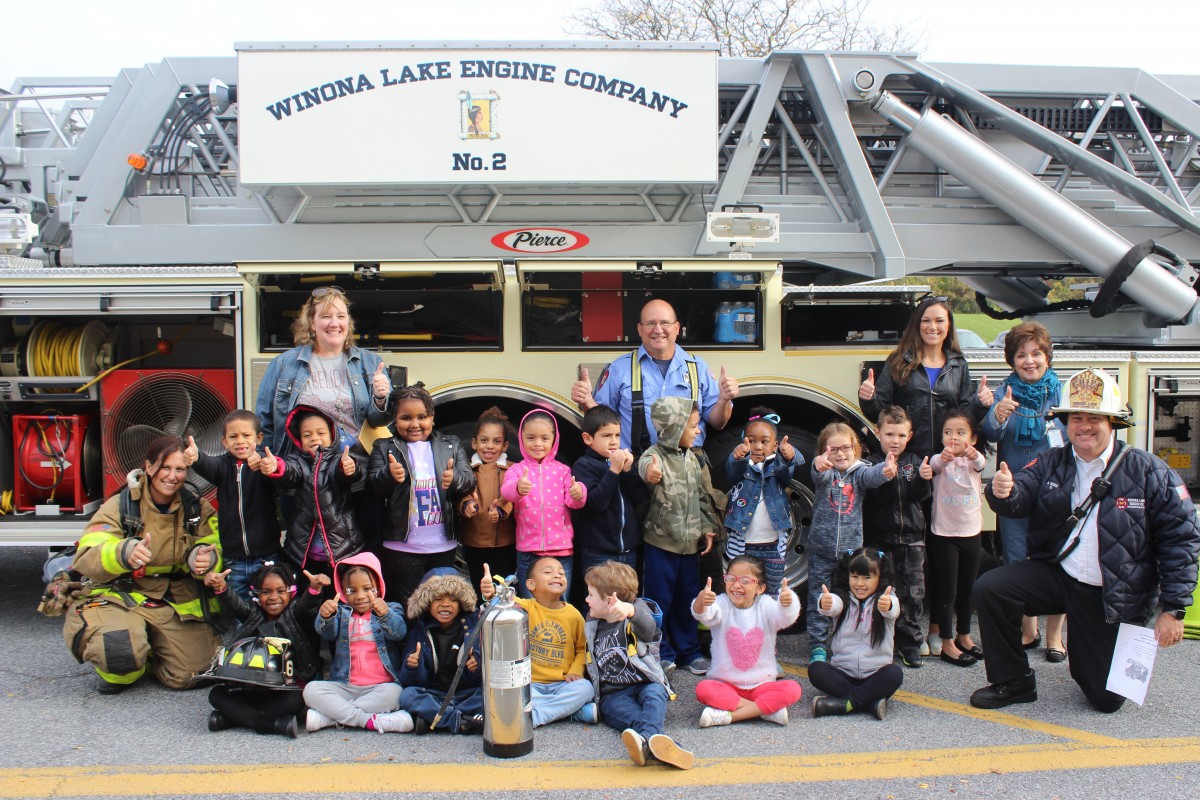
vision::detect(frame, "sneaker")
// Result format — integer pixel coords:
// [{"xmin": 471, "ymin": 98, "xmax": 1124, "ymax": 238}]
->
[
  {"xmin": 809, "ymin": 646, "xmax": 828, "ymax": 664},
  {"xmin": 621, "ymin": 728, "xmax": 648, "ymax": 766},
  {"xmin": 372, "ymin": 710, "xmax": 414, "ymax": 733},
  {"xmin": 662, "ymin": 661, "xmax": 677, "ymax": 675},
  {"xmin": 686, "ymin": 656, "xmax": 711, "ymax": 675},
  {"xmin": 969, "ymin": 671, "xmax": 1038, "ymax": 710},
  {"xmin": 868, "ymin": 699, "xmax": 887, "ymax": 721},
  {"xmin": 457, "ymin": 714, "xmax": 484, "ymax": 735},
  {"xmin": 811, "ymin": 695, "xmax": 849, "ymax": 717},
  {"xmin": 207, "ymin": 710, "xmax": 232, "ymax": 732},
  {"xmin": 926, "ymin": 633, "xmax": 943, "ymax": 657},
  {"xmin": 699, "ymin": 706, "xmax": 732, "ymax": 728},
  {"xmin": 918, "ymin": 640, "xmax": 930, "ymax": 657},
  {"xmin": 898, "ymin": 648, "xmax": 923, "ymax": 669},
  {"xmin": 762, "ymin": 707, "xmax": 789, "ymax": 726},
  {"xmin": 305, "ymin": 708, "xmax": 336, "ymax": 732},
  {"xmin": 648, "ymin": 733, "xmax": 694, "ymax": 770},
  {"xmin": 273, "ymin": 716, "xmax": 299, "ymax": 738},
  {"xmin": 570, "ymin": 702, "xmax": 599, "ymax": 724}
]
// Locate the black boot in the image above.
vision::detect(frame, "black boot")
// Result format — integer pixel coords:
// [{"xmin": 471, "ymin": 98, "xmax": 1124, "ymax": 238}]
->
[
  {"xmin": 273, "ymin": 717, "xmax": 299, "ymax": 738},
  {"xmin": 970, "ymin": 670, "xmax": 1037, "ymax": 709},
  {"xmin": 811, "ymin": 696, "xmax": 850, "ymax": 717},
  {"xmin": 208, "ymin": 710, "xmax": 233, "ymax": 732}
]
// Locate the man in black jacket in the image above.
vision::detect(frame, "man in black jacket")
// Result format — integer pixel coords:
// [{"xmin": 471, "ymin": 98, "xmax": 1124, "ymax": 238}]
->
[{"xmin": 972, "ymin": 368, "xmax": 1199, "ymax": 712}]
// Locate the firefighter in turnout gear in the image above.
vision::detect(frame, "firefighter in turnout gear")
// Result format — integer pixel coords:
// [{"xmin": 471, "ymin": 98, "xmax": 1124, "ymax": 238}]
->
[{"xmin": 62, "ymin": 437, "xmax": 223, "ymax": 693}]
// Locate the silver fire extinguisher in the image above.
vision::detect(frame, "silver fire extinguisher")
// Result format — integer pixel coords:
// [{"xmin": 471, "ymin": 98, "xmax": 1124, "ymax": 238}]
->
[{"xmin": 481, "ymin": 577, "xmax": 533, "ymax": 758}]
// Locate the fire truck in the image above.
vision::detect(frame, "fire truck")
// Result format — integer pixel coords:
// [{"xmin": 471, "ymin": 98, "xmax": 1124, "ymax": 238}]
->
[{"xmin": 2, "ymin": 43, "xmax": 1199, "ymax": 592}]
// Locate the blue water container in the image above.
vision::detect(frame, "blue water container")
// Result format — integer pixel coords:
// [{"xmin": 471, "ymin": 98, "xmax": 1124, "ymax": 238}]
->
[{"xmin": 715, "ymin": 302, "xmax": 757, "ymax": 343}]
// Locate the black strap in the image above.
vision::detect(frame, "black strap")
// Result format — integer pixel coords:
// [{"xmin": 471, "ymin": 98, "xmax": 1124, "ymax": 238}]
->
[{"xmin": 1053, "ymin": 442, "xmax": 1130, "ymax": 564}]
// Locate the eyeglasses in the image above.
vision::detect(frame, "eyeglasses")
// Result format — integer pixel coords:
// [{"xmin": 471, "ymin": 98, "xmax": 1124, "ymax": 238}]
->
[
  {"xmin": 916, "ymin": 293, "xmax": 949, "ymax": 306},
  {"xmin": 311, "ymin": 286, "xmax": 346, "ymax": 299},
  {"xmin": 638, "ymin": 319, "xmax": 678, "ymax": 329},
  {"xmin": 724, "ymin": 574, "xmax": 761, "ymax": 587},
  {"xmin": 827, "ymin": 445, "xmax": 854, "ymax": 455}
]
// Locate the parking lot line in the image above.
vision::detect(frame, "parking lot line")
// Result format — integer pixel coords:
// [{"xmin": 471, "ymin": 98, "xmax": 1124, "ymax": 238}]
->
[
  {"xmin": 2, "ymin": 737, "xmax": 1198, "ymax": 797},
  {"xmin": 780, "ymin": 661, "xmax": 1121, "ymax": 745}
]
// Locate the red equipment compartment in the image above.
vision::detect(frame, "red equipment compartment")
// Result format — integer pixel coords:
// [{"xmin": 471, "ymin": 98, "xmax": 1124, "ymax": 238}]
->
[
  {"xmin": 12, "ymin": 414, "xmax": 101, "ymax": 512},
  {"xmin": 581, "ymin": 272, "xmax": 624, "ymax": 344}
]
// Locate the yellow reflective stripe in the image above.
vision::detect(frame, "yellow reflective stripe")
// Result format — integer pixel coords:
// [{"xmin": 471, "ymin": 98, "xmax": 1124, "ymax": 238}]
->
[
  {"xmin": 170, "ymin": 597, "xmax": 215, "ymax": 619},
  {"xmin": 99, "ymin": 540, "xmax": 127, "ymax": 575},
  {"xmin": 79, "ymin": 530, "xmax": 119, "ymax": 549},
  {"xmin": 686, "ymin": 361, "xmax": 699, "ymax": 402},
  {"xmin": 95, "ymin": 664, "xmax": 145, "ymax": 684}
]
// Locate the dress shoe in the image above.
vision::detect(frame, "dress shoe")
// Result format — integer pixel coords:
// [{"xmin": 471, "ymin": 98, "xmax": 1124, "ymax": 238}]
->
[
  {"xmin": 940, "ymin": 650, "xmax": 978, "ymax": 667},
  {"xmin": 970, "ymin": 671, "xmax": 1037, "ymax": 709},
  {"xmin": 1045, "ymin": 647, "xmax": 1067, "ymax": 663},
  {"xmin": 956, "ymin": 642, "xmax": 984, "ymax": 660},
  {"xmin": 1022, "ymin": 636, "xmax": 1041, "ymax": 650}
]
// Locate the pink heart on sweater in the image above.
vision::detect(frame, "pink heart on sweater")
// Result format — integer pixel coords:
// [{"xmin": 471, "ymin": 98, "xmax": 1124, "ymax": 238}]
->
[{"xmin": 726, "ymin": 627, "xmax": 765, "ymax": 671}]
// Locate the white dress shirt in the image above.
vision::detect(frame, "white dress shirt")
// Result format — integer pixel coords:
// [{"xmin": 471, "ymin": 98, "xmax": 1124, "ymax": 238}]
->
[{"xmin": 1059, "ymin": 436, "xmax": 1116, "ymax": 586}]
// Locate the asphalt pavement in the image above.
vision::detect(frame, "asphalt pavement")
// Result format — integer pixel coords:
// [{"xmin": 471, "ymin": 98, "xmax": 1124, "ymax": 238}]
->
[{"xmin": 1, "ymin": 546, "xmax": 1197, "ymax": 799}]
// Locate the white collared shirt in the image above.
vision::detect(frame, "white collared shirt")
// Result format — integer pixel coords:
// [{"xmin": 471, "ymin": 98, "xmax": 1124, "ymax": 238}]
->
[{"xmin": 1058, "ymin": 436, "xmax": 1116, "ymax": 586}]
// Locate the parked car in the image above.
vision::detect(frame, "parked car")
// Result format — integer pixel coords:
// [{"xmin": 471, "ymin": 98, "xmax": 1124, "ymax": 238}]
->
[{"xmin": 958, "ymin": 328, "xmax": 987, "ymax": 348}]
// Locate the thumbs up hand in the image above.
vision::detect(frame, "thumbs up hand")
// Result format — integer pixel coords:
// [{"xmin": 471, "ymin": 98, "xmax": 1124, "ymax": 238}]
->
[
  {"xmin": 370, "ymin": 588, "xmax": 389, "ymax": 617},
  {"xmin": 341, "ymin": 446, "xmax": 356, "ymax": 476},
  {"xmin": 859, "ymin": 368, "xmax": 876, "ymax": 401},
  {"xmin": 372, "ymin": 362, "xmax": 390, "ymax": 401},
  {"xmin": 814, "ymin": 446, "xmax": 833, "ymax": 473},
  {"xmin": 608, "ymin": 448, "xmax": 631, "ymax": 474},
  {"xmin": 882, "ymin": 451, "xmax": 898, "ymax": 480},
  {"xmin": 571, "ymin": 366, "xmax": 595, "ymax": 408},
  {"xmin": 995, "ymin": 385, "xmax": 1018, "ymax": 423},
  {"xmin": 992, "ymin": 461, "xmax": 1014, "ymax": 498},
  {"xmin": 480, "ymin": 563, "xmax": 496, "ymax": 600},
  {"xmin": 319, "ymin": 598, "xmax": 339, "ymax": 619},
  {"xmin": 568, "ymin": 479, "xmax": 584, "ymax": 502},
  {"xmin": 406, "ymin": 642, "xmax": 422, "ymax": 669},
  {"xmin": 303, "ymin": 569, "xmax": 331, "ymax": 592},
  {"xmin": 387, "ymin": 451, "xmax": 406, "ymax": 483},
  {"xmin": 977, "ymin": 375, "xmax": 995, "ymax": 407},
  {"xmin": 965, "ymin": 444, "xmax": 980, "ymax": 461},
  {"xmin": 877, "ymin": 586, "xmax": 895, "ymax": 613},
  {"xmin": 516, "ymin": 466, "xmax": 533, "ymax": 496},
  {"xmin": 183, "ymin": 435, "xmax": 199, "ymax": 466},
  {"xmin": 918, "ymin": 456, "xmax": 933, "ymax": 480},
  {"xmin": 694, "ymin": 577, "xmax": 718, "ymax": 612},
  {"xmin": 461, "ymin": 491, "xmax": 481, "ymax": 518},
  {"xmin": 779, "ymin": 577, "xmax": 796, "ymax": 608},
  {"xmin": 940, "ymin": 446, "xmax": 955, "ymax": 464},
  {"xmin": 205, "ymin": 568, "xmax": 232, "ymax": 592},
  {"xmin": 246, "ymin": 449, "xmax": 262, "ymax": 470},
  {"xmin": 441, "ymin": 458, "xmax": 454, "ymax": 490},
  {"xmin": 258, "ymin": 447, "xmax": 278, "ymax": 475},
  {"xmin": 819, "ymin": 584, "xmax": 833, "ymax": 611},
  {"xmin": 718, "ymin": 364, "xmax": 739, "ymax": 401},
  {"xmin": 778, "ymin": 435, "xmax": 795, "ymax": 462},
  {"xmin": 487, "ymin": 499, "xmax": 503, "ymax": 523},
  {"xmin": 733, "ymin": 436, "xmax": 752, "ymax": 460},
  {"xmin": 192, "ymin": 544, "xmax": 216, "ymax": 574},
  {"xmin": 128, "ymin": 532, "xmax": 153, "ymax": 570},
  {"xmin": 644, "ymin": 454, "xmax": 663, "ymax": 485}
]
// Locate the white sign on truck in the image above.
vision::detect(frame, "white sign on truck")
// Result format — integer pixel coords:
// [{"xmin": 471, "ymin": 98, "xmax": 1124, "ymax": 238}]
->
[{"xmin": 236, "ymin": 43, "xmax": 718, "ymax": 186}]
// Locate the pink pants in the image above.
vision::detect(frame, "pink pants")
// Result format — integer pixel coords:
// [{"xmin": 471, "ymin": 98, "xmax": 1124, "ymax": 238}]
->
[{"xmin": 695, "ymin": 678, "xmax": 803, "ymax": 714}]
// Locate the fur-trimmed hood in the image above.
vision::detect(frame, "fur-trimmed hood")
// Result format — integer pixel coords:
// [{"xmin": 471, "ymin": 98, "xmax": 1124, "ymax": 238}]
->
[{"xmin": 406, "ymin": 569, "xmax": 477, "ymax": 619}]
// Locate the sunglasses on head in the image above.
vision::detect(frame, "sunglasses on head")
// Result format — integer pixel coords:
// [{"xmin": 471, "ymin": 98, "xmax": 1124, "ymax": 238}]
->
[{"xmin": 310, "ymin": 286, "xmax": 346, "ymax": 299}]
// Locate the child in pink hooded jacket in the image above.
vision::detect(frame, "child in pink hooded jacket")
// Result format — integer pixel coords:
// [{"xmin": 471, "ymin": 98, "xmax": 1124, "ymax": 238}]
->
[{"xmin": 501, "ymin": 410, "xmax": 587, "ymax": 597}]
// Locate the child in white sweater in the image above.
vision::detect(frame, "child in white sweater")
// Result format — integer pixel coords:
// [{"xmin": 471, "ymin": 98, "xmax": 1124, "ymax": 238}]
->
[{"xmin": 690, "ymin": 555, "xmax": 802, "ymax": 727}]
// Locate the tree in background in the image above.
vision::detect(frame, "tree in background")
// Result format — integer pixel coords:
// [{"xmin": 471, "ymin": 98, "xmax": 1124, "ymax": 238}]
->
[{"xmin": 565, "ymin": 0, "xmax": 921, "ymax": 57}]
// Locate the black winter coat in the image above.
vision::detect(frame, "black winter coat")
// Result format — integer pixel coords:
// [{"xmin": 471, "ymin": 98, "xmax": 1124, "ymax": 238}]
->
[
  {"xmin": 216, "ymin": 582, "xmax": 323, "ymax": 683},
  {"xmin": 859, "ymin": 350, "xmax": 980, "ymax": 458},
  {"xmin": 367, "ymin": 430, "xmax": 475, "ymax": 543},
  {"xmin": 862, "ymin": 451, "xmax": 932, "ymax": 545},
  {"xmin": 272, "ymin": 406, "xmax": 365, "ymax": 569},
  {"xmin": 571, "ymin": 448, "xmax": 647, "ymax": 554},
  {"xmin": 985, "ymin": 441, "xmax": 1200, "ymax": 623},
  {"xmin": 191, "ymin": 450, "xmax": 281, "ymax": 559}
]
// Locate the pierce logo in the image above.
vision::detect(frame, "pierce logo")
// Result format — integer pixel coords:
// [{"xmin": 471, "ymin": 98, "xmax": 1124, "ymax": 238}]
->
[{"xmin": 491, "ymin": 228, "xmax": 589, "ymax": 253}]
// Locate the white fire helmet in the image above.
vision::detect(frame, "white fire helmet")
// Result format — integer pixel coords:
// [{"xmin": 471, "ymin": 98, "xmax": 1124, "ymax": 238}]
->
[{"xmin": 1046, "ymin": 368, "xmax": 1132, "ymax": 429}]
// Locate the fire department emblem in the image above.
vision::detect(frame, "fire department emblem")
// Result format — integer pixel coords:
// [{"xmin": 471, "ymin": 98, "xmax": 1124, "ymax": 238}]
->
[{"xmin": 1067, "ymin": 370, "xmax": 1104, "ymax": 410}]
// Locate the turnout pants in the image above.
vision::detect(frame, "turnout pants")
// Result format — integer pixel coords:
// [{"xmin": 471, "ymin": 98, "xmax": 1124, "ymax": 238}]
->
[
  {"xmin": 63, "ymin": 600, "xmax": 220, "ymax": 689},
  {"xmin": 974, "ymin": 559, "xmax": 1125, "ymax": 713}
]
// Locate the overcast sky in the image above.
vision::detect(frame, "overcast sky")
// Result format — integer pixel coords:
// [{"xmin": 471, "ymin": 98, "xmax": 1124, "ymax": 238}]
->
[{"xmin": 6, "ymin": 0, "xmax": 1199, "ymax": 87}]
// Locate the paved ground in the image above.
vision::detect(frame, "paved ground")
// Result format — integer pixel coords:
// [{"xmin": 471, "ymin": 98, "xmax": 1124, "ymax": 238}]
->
[{"xmin": 1, "ymin": 546, "xmax": 1197, "ymax": 799}]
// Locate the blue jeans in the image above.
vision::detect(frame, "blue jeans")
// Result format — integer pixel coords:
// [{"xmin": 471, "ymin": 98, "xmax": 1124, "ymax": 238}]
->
[
  {"xmin": 530, "ymin": 680, "xmax": 594, "ymax": 727},
  {"xmin": 641, "ymin": 545, "xmax": 700, "ymax": 666},
  {"xmin": 998, "ymin": 514, "xmax": 1031, "ymax": 565},
  {"xmin": 224, "ymin": 553, "xmax": 281, "ymax": 603},
  {"xmin": 805, "ymin": 551, "xmax": 838, "ymax": 648},
  {"xmin": 743, "ymin": 542, "xmax": 785, "ymax": 597},
  {"xmin": 577, "ymin": 548, "xmax": 638, "ymax": 579},
  {"xmin": 516, "ymin": 552, "xmax": 573, "ymax": 600},
  {"xmin": 399, "ymin": 685, "xmax": 484, "ymax": 733},
  {"xmin": 599, "ymin": 682, "xmax": 668, "ymax": 738}
]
